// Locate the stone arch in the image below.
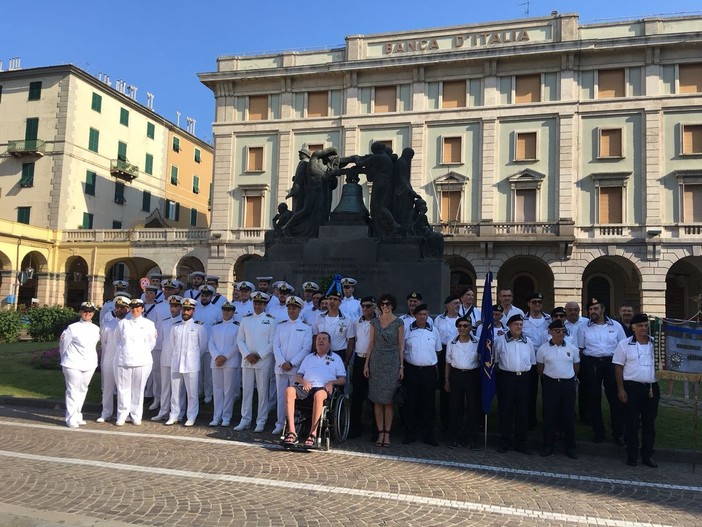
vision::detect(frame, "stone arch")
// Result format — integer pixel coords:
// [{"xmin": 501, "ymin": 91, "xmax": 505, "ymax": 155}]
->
[
  {"xmin": 104, "ymin": 257, "xmax": 160, "ymax": 302},
  {"xmin": 176, "ymin": 255, "xmax": 205, "ymax": 287},
  {"xmin": 497, "ymin": 255, "xmax": 555, "ymax": 312},
  {"xmin": 233, "ymin": 253, "xmax": 263, "ymax": 283},
  {"xmin": 0, "ymin": 249, "xmax": 12, "ymax": 307},
  {"xmin": 444, "ymin": 255, "xmax": 476, "ymax": 297},
  {"xmin": 582, "ymin": 255, "xmax": 642, "ymax": 316},
  {"xmin": 65, "ymin": 256, "xmax": 90, "ymax": 310},
  {"xmin": 18, "ymin": 251, "xmax": 49, "ymax": 307},
  {"xmin": 665, "ymin": 256, "xmax": 702, "ymax": 319}
]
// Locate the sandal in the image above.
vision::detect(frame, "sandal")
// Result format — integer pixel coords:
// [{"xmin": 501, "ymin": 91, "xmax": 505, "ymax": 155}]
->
[
  {"xmin": 282, "ymin": 432, "xmax": 297, "ymax": 446},
  {"xmin": 303, "ymin": 434, "xmax": 317, "ymax": 448},
  {"xmin": 382, "ymin": 432, "xmax": 391, "ymax": 448},
  {"xmin": 375, "ymin": 430, "xmax": 387, "ymax": 447}
]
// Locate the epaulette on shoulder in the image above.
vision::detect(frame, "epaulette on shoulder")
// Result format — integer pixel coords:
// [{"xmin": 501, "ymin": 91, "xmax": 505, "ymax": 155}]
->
[
  {"xmin": 266, "ymin": 313, "xmax": 275, "ymax": 318},
  {"xmin": 174, "ymin": 320, "xmax": 183, "ymax": 324},
  {"xmin": 195, "ymin": 320, "xmax": 205, "ymax": 325},
  {"xmin": 243, "ymin": 313, "xmax": 253, "ymax": 317},
  {"xmin": 279, "ymin": 319, "xmax": 289, "ymax": 324},
  {"xmin": 214, "ymin": 321, "xmax": 223, "ymax": 325}
]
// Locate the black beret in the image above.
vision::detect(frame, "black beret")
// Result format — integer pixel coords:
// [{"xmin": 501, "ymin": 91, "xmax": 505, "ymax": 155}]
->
[
  {"xmin": 507, "ymin": 314, "xmax": 523, "ymax": 325},
  {"xmin": 407, "ymin": 292, "xmax": 423, "ymax": 300},
  {"xmin": 548, "ymin": 319, "xmax": 565, "ymax": 330},
  {"xmin": 493, "ymin": 304, "xmax": 504, "ymax": 313},
  {"xmin": 630, "ymin": 314, "xmax": 649, "ymax": 325},
  {"xmin": 414, "ymin": 303, "xmax": 429, "ymax": 314},
  {"xmin": 444, "ymin": 295, "xmax": 459, "ymax": 305},
  {"xmin": 527, "ymin": 292, "xmax": 544, "ymax": 302}
]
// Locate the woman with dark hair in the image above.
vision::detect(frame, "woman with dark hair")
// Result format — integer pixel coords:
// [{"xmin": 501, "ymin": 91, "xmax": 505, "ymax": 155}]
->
[{"xmin": 364, "ymin": 293, "xmax": 404, "ymax": 447}]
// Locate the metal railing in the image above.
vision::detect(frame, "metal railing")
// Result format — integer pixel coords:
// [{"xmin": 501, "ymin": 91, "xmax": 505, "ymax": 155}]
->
[
  {"xmin": 8, "ymin": 139, "xmax": 46, "ymax": 155},
  {"xmin": 110, "ymin": 159, "xmax": 139, "ymax": 179}
]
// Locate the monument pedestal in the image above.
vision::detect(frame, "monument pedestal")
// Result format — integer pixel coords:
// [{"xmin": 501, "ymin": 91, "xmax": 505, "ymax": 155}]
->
[{"xmin": 246, "ymin": 225, "xmax": 449, "ymax": 312}]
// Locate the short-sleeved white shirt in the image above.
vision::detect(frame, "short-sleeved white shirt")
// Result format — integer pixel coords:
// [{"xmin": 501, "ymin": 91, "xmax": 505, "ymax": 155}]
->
[
  {"xmin": 612, "ymin": 336, "xmax": 657, "ymax": 383},
  {"xmin": 536, "ymin": 340, "xmax": 580, "ymax": 379},
  {"xmin": 495, "ymin": 333, "xmax": 536, "ymax": 373},
  {"xmin": 297, "ymin": 351, "xmax": 347, "ymax": 388}
]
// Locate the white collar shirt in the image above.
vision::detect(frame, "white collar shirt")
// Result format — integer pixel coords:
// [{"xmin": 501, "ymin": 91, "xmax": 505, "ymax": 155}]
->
[
  {"xmin": 446, "ymin": 335, "xmax": 480, "ymax": 370},
  {"xmin": 297, "ymin": 351, "xmax": 346, "ymax": 388},
  {"xmin": 536, "ymin": 340, "xmax": 580, "ymax": 379},
  {"xmin": 273, "ymin": 317, "xmax": 312, "ymax": 373},
  {"xmin": 501, "ymin": 305, "xmax": 525, "ymax": 325},
  {"xmin": 59, "ymin": 320, "xmax": 100, "ymax": 371},
  {"xmin": 495, "ymin": 332, "xmax": 536, "ymax": 372},
  {"xmin": 613, "ymin": 336, "xmax": 657, "ymax": 383},
  {"xmin": 401, "ymin": 313, "xmax": 435, "ymax": 335},
  {"xmin": 237, "ymin": 311, "xmax": 277, "ymax": 367},
  {"xmin": 522, "ymin": 313, "xmax": 551, "ymax": 350},
  {"xmin": 158, "ymin": 315, "xmax": 182, "ymax": 366},
  {"xmin": 116, "ymin": 316, "xmax": 157, "ymax": 367},
  {"xmin": 340, "ymin": 296, "xmax": 362, "ymax": 320},
  {"xmin": 170, "ymin": 318, "xmax": 208, "ymax": 373},
  {"xmin": 404, "ymin": 322, "xmax": 442, "ymax": 366},
  {"xmin": 354, "ymin": 316, "xmax": 373, "ymax": 357},
  {"xmin": 233, "ymin": 299, "xmax": 253, "ymax": 322},
  {"xmin": 313, "ymin": 311, "xmax": 355, "ymax": 352},
  {"xmin": 435, "ymin": 314, "xmax": 459, "ymax": 346},
  {"xmin": 577, "ymin": 318, "xmax": 627, "ymax": 357}
]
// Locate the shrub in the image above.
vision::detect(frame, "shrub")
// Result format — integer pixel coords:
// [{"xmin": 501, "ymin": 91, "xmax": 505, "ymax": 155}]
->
[
  {"xmin": 30, "ymin": 347, "xmax": 62, "ymax": 370},
  {"xmin": 0, "ymin": 310, "xmax": 23, "ymax": 343},
  {"xmin": 27, "ymin": 306, "xmax": 80, "ymax": 342}
]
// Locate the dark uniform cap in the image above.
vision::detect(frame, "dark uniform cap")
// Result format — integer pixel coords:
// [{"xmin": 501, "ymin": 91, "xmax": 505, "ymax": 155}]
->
[
  {"xmin": 493, "ymin": 304, "xmax": 504, "ymax": 313},
  {"xmin": 630, "ymin": 313, "xmax": 649, "ymax": 325},
  {"xmin": 455, "ymin": 316, "xmax": 472, "ymax": 328},
  {"xmin": 548, "ymin": 319, "xmax": 565, "ymax": 330},
  {"xmin": 326, "ymin": 290, "xmax": 342, "ymax": 300},
  {"xmin": 361, "ymin": 296, "xmax": 376, "ymax": 305},
  {"xmin": 414, "ymin": 303, "xmax": 429, "ymax": 314},
  {"xmin": 586, "ymin": 297, "xmax": 602, "ymax": 309},
  {"xmin": 551, "ymin": 306, "xmax": 566, "ymax": 316},
  {"xmin": 527, "ymin": 292, "xmax": 544, "ymax": 302},
  {"xmin": 444, "ymin": 295, "xmax": 459, "ymax": 305},
  {"xmin": 507, "ymin": 314, "xmax": 524, "ymax": 325},
  {"xmin": 407, "ymin": 292, "xmax": 422, "ymax": 300}
]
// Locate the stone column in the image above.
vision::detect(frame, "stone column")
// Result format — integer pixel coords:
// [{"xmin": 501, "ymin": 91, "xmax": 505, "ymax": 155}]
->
[
  {"xmin": 88, "ymin": 275, "xmax": 105, "ymax": 307},
  {"xmin": 0, "ymin": 270, "xmax": 14, "ymax": 308},
  {"xmin": 558, "ymin": 113, "xmax": 576, "ymax": 222},
  {"xmin": 644, "ymin": 109, "xmax": 663, "ymax": 227},
  {"xmin": 480, "ymin": 118, "xmax": 497, "ymax": 224}
]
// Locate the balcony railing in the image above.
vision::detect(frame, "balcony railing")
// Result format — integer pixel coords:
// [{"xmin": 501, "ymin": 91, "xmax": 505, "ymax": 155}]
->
[
  {"xmin": 110, "ymin": 159, "xmax": 139, "ymax": 181},
  {"xmin": 492, "ymin": 222, "xmax": 559, "ymax": 235},
  {"xmin": 61, "ymin": 228, "xmax": 210, "ymax": 243},
  {"xmin": 431, "ymin": 223, "xmax": 479, "ymax": 236},
  {"xmin": 231, "ymin": 228, "xmax": 266, "ymax": 240},
  {"xmin": 8, "ymin": 139, "xmax": 46, "ymax": 157}
]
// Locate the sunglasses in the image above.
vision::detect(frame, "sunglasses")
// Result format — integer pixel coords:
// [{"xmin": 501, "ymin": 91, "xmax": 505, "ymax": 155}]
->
[
  {"xmin": 380, "ymin": 301, "xmax": 392, "ymax": 306},
  {"xmin": 361, "ymin": 304, "xmax": 374, "ymax": 309},
  {"xmin": 553, "ymin": 313, "xmax": 566, "ymax": 318}
]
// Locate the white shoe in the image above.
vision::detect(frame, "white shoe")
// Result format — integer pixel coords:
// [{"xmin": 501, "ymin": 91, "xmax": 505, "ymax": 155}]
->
[
  {"xmin": 209, "ymin": 420, "xmax": 221, "ymax": 427},
  {"xmin": 67, "ymin": 422, "xmax": 80, "ymax": 429},
  {"xmin": 132, "ymin": 419, "xmax": 142, "ymax": 426},
  {"xmin": 96, "ymin": 417, "xmax": 107, "ymax": 423},
  {"xmin": 233, "ymin": 422, "xmax": 250, "ymax": 431},
  {"xmin": 184, "ymin": 420, "xmax": 195, "ymax": 427},
  {"xmin": 151, "ymin": 414, "xmax": 167, "ymax": 422},
  {"xmin": 272, "ymin": 426, "xmax": 284, "ymax": 435},
  {"xmin": 165, "ymin": 418, "xmax": 178, "ymax": 426},
  {"xmin": 221, "ymin": 421, "xmax": 230, "ymax": 427},
  {"xmin": 148, "ymin": 401, "xmax": 160, "ymax": 411},
  {"xmin": 77, "ymin": 420, "xmax": 87, "ymax": 426},
  {"xmin": 115, "ymin": 420, "xmax": 126, "ymax": 427},
  {"xmin": 254, "ymin": 424, "xmax": 265, "ymax": 433}
]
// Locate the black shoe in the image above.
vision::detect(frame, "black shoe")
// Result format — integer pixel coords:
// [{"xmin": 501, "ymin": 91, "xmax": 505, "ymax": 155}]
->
[
  {"xmin": 424, "ymin": 436, "xmax": 439, "ymax": 447},
  {"xmin": 448, "ymin": 441, "xmax": 461, "ymax": 449},
  {"xmin": 626, "ymin": 458, "xmax": 637, "ymax": 467},
  {"xmin": 593, "ymin": 433, "xmax": 605, "ymax": 443},
  {"xmin": 497, "ymin": 445, "xmax": 508, "ymax": 453},
  {"xmin": 642, "ymin": 458, "xmax": 658, "ymax": 468},
  {"xmin": 515, "ymin": 445, "xmax": 533, "ymax": 455},
  {"xmin": 566, "ymin": 449, "xmax": 578, "ymax": 460},
  {"xmin": 613, "ymin": 436, "xmax": 625, "ymax": 447},
  {"xmin": 402, "ymin": 435, "xmax": 415, "ymax": 445},
  {"xmin": 540, "ymin": 447, "xmax": 554, "ymax": 457},
  {"xmin": 465, "ymin": 441, "xmax": 477, "ymax": 450}
]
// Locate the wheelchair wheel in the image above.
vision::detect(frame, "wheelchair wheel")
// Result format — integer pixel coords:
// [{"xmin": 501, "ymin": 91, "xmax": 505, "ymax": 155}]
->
[{"xmin": 332, "ymin": 393, "xmax": 350, "ymax": 443}]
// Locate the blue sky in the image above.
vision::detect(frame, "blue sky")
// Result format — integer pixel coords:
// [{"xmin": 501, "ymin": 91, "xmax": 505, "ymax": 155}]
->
[{"xmin": 3, "ymin": 1, "xmax": 700, "ymax": 143}]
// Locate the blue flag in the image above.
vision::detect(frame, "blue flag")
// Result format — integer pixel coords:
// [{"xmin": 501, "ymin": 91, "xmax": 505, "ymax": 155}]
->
[{"xmin": 478, "ymin": 272, "xmax": 495, "ymax": 414}]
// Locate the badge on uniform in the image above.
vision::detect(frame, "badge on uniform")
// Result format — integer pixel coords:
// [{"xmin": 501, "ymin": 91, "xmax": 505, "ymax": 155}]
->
[
  {"xmin": 566, "ymin": 352, "xmax": 571, "ymax": 357},
  {"xmin": 262, "ymin": 320, "xmax": 270, "ymax": 325}
]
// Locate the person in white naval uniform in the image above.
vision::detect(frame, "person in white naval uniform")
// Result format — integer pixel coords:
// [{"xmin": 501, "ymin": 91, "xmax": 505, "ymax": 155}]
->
[
  {"xmin": 233, "ymin": 281, "xmax": 255, "ymax": 322},
  {"xmin": 194, "ymin": 284, "xmax": 223, "ymax": 403},
  {"xmin": 234, "ymin": 291, "xmax": 278, "ymax": 433},
  {"xmin": 97, "ymin": 295, "xmax": 130, "ymax": 422},
  {"xmin": 457, "ymin": 287, "xmax": 481, "ymax": 328},
  {"xmin": 141, "ymin": 273, "xmax": 164, "ymax": 303},
  {"xmin": 300, "ymin": 281, "xmax": 320, "ymax": 322},
  {"xmin": 100, "ymin": 280, "xmax": 130, "ymax": 325},
  {"xmin": 184, "ymin": 271, "xmax": 206, "ymax": 301},
  {"xmin": 313, "ymin": 290, "xmax": 356, "ymax": 363},
  {"xmin": 498, "ymin": 287, "xmax": 525, "ymax": 326},
  {"xmin": 272, "ymin": 296, "xmax": 312, "ymax": 435},
  {"xmin": 115, "ymin": 299, "xmax": 157, "ymax": 426},
  {"xmin": 151, "ymin": 295, "xmax": 184, "ymax": 422},
  {"xmin": 167, "ymin": 298, "xmax": 208, "ymax": 426},
  {"xmin": 267, "ymin": 282, "xmax": 294, "ymax": 322},
  {"xmin": 209, "ymin": 301, "xmax": 241, "ymax": 427},
  {"xmin": 399, "ymin": 292, "xmax": 434, "ymax": 334},
  {"xmin": 340, "ymin": 277, "xmax": 362, "ymax": 320},
  {"xmin": 60, "ymin": 301, "xmax": 100, "ymax": 428}
]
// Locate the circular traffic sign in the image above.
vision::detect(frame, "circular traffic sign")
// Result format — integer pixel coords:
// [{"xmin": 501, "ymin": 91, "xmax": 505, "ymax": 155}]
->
[{"xmin": 139, "ymin": 277, "xmax": 151, "ymax": 291}]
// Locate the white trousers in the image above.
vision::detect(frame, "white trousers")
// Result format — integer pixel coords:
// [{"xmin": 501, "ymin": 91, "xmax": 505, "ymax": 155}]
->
[
  {"xmin": 198, "ymin": 352, "xmax": 213, "ymax": 399},
  {"xmin": 63, "ymin": 367, "xmax": 95, "ymax": 427},
  {"xmin": 275, "ymin": 372, "xmax": 298, "ymax": 428},
  {"xmin": 240, "ymin": 366, "xmax": 271, "ymax": 428},
  {"xmin": 116, "ymin": 364, "xmax": 152, "ymax": 423},
  {"xmin": 158, "ymin": 365, "xmax": 185, "ymax": 417},
  {"xmin": 170, "ymin": 371, "xmax": 199, "ymax": 422},
  {"xmin": 211, "ymin": 366, "xmax": 241, "ymax": 423},
  {"xmin": 99, "ymin": 357, "xmax": 118, "ymax": 419},
  {"xmin": 148, "ymin": 347, "xmax": 161, "ymax": 403}
]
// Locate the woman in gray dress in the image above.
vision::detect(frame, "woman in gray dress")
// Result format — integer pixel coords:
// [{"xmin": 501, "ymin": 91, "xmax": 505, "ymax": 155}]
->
[{"xmin": 363, "ymin": 293, "xmax": 404, "ymax": 447}]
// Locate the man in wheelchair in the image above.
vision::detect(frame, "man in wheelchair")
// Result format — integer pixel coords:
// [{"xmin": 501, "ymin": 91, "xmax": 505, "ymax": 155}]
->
[{"xmin": 282, "ymin": 332, "xmax": 346, "ymax": 448}]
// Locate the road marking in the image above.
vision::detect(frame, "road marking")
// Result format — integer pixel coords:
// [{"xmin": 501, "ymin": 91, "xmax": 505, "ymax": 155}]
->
[
  {"xmin": 0, "ymin": 449, "xmax": 676, "ymax": 527},
  {"xmin": 2, "ymin": 420, "xmax": 701, "ymax": 494}
]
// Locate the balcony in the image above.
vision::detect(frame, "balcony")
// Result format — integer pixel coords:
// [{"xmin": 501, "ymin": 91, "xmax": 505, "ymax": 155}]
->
[
  {"xmin": 431, "ymin": 222, "xmax": 479, "ymax": 237},
  {"xmin": 8, "ymin": 139, "xmax": 46, "ymax": 157},
  {"xmin": 61, "ymin": 228, "xmax": 209, "ymax": 244},
  {"xmin": 110, "ymin": 159, "xmax": 139, "ymax": 181},
  {"xmin": 230, "ymin": 228, "xmax": 266, "ymax": 241}
]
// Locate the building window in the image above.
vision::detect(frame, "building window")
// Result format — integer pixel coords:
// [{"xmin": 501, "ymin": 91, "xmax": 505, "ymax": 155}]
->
[
  {"xmin": 374, "ymin": 85, "xmax": 397, "ymax": 113},
  {"xmin": 598, "ymin": 186, "xmax": 623, "ymax": 224},
  {"xmin": 248, "ymin": 95, "xmax": 269, "ymax": 121},
  {"xmin": 166, "ymin": 200, "xmax": 180, "ymax": 221},
  {"xmin": 441, "ymin": 136, "xmax": 463, "ymax": 165},
  {"xmin": 679, "ymin": 63, "xmax": 702, "ymax": 94},
  {"xmin": 307, "ymin": 91, "xmax": 329, "ymax": 117},
  {"xmin": 170, "ymin": 165, "xmax": 179, "ymax": 185},
  {"xmin": 683, "ymin": 184, "xmax": 702, "ymax": 223},
  {"xmin": 246, "ymin": 146, "xmax": 264, "ymax": 172},
  {"xmin": 144, "ymin": 153, "xmax": 153, "ymax": 175},
  {"xmin": 440, "ymin": 191, "xmax": 462, "ymax": 223},
  {"xmin": 194, "ymin": 147, "xmax": 201, "ymax": 163},
  {"xmin": 25, "ymin": 117, "xmax": 39, "ymax": 141},
  {"xmin": 515, "ymin": 132, "xmax": 537, "ymax": 161},
  {"xmin": 244, "ymin": 195, "xmax": 263, "ymax": 228},
  {"xmin": 307, "ymin": 143, "xmax": 324, "ymax": 154},
  {"xmin": 28, "ymin": 81, "xmax": 42, "ymax": 101},
  {"xmin": 142, "ymin": 191, "xmax": 151, "ymax": 212},
  {"xmin": 20, "ymin": 162, "xmax": 35, "ymax": 187},
  {"xmin": 17, "ymin": 207, "xmax": 31, "ymax": 224},
  {"xmin": 112, "ymin": 220, "xmax": 122, "ymax": 229},
  {"xmin": 682, "ymin": 124, "xmax": 702, "ymax": 155},
  {"xmin": 82, "ymin": 212, "xmax": 93, "ymax": 229},
  {"xmin": 442, "ymin": 80, "xmax": 466, "ymax": 109},
  {"xmin": 514, "ymin": 189, "xmax": 537, "ymax": 222},
  {"xmin": 147, "ymin": 122, "xmax": 155, "ymax": 139},
  {"xmin": 515, "ymin": 74, "xmax": 541, "ymax": 103},
  {"xmin": 190, "ymin": 208, "xmax": 198, "ymax": 227},
  {"xmin": 172, "ymin": 136, "xmax": 181, "ymax": 152},
  {"xmin": 119, "ymin": 108, "xmax": 129, "ymax": 126},
  {"xmin": 117, "ymin": 141, "xmax": 127, "ymax": 161},
  {"xmin": 91, "ymin": 93, "xmax": 102, "ymax": 112},
  {"xmin": 85, "ymin": 170, "xmax": 96, "ymax": 196},
  {"xmin": 598, "ymin": 128, "xmax": 623, "ymax": 158},
  {"xmin": 114, "ymin": 182, "xmax": 125, "ymax": 204},
  {"xmin": 192, "ymin": 175, "xmax": 200, "ymax": 194},
  {"xmin": 88, "ymin": 128, "xmax": 100, "ymax": 153},
  {"xmin": 597, "ymin": 69, "xmax": 625, "ymax": 99}
]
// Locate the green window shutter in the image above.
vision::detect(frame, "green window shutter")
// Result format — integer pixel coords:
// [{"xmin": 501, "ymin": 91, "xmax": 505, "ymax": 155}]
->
[
  {"xmin": 91, "ymin": 93, "xmax": 102, "ymax": 112},
  {"xmin": 194, "ymin": 148, "xmax": 201, "ymax": 163},
  {"xmin": 117, "ymin": 141, "xmax": 127, "ymax": 161},
  {"xmin": 190, "ymin": 208, "xmax": 198, "ymax": 226},
  {"xmin": 170, "ymin": 165, "xmax": 178, "ymax": 185},
  {"xmin": 20, "ymin": 163, "xmax": 35, "ymax": 187},
  {"xmin": 25, "ymin": 118, "xmax": 39, "ymax": 141},
  {"xmin": 114, "ymin": 182, "xmax": 125, "ymax": 203},
  {"xmin": 17, "ymin": 207, "xmax": 31, "ymax": 224},
  {"xmin": 28, "ymin": 81, "xmax": 42, "ymax": 101},
  {"xmin": 172, "ymin": 136, "xmax": 180, "ymax": 152},
  {"xmin": 120, "ymin": 108, "xmax": 129, "ymax": 126},
  {"xmin": 144, "ymin": 153, "xmax": 153, "ymax": 175},
  {"xmin": 85, "ymin": 171, "xmax": 96, "ymax": 195},
  {"xmin": 192, "ymin": 175, "xmax": 200, "ymax": 194},
  {"xmin": 175, "ymin": 202, "xmax": 181, "ymax": 221},
  {"xmin": 82, "ymin": 212, "xmax": 93, "ymax": 229},
  {"xmin": 88, "ymin": 128, "xmax": 100, "ymax": 152},
  {"xmin": 112, "ymin": 220, "xmax": 122, "ymax": 229},
  {"xmin": 142, "ymin": 191, "xmax": 151, "ymax": 212},
  {"xmin": 146, "ymin": 122, "xmax": 155, "ymax": 139}
]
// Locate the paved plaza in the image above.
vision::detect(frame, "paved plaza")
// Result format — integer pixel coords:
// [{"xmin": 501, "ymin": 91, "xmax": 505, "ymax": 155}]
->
[{"xmin": 0, "ymin": 403, "xmax": 700, "ymax": 527}]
